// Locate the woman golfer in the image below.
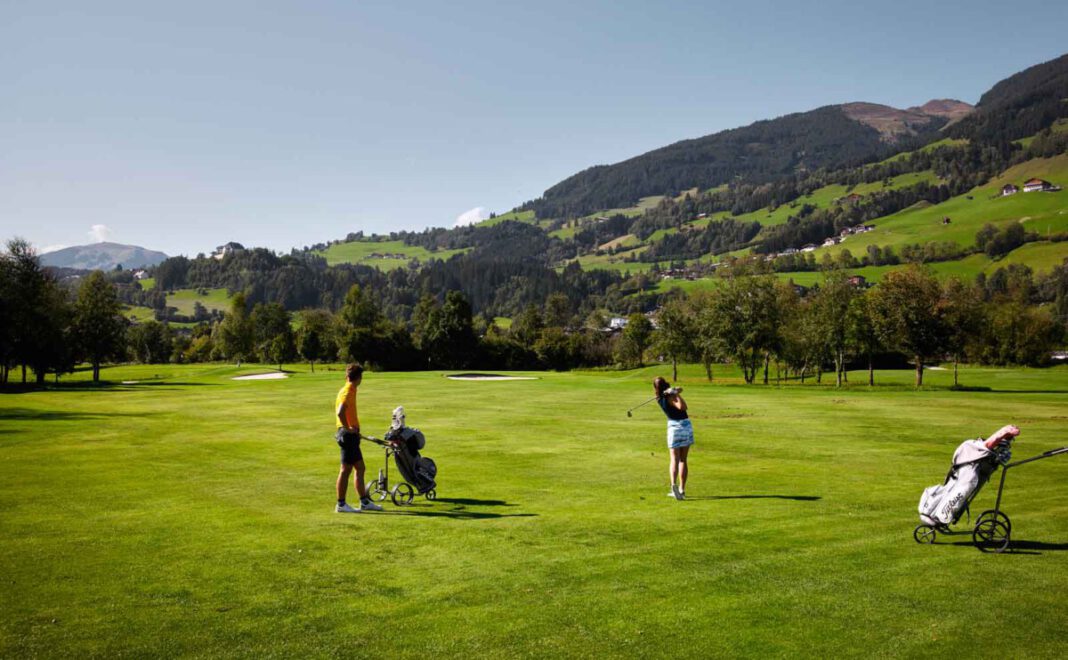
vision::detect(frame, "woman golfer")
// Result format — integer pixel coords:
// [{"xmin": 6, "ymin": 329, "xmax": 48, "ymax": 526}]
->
[{"xmin": 654, "ymin": 376, "xmax": 693, "ymax": 500}]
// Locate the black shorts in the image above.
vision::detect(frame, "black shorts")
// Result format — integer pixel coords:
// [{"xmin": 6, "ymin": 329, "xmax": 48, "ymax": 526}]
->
[{"xmin": 336, "ymin": 429, "xmax": 363, "ymax": 465}]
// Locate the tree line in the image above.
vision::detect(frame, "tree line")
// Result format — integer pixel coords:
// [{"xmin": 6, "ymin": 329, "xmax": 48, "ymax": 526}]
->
[{"xmin": 7, "ymin": 232, "xmax": 1064, "ymax": 387}]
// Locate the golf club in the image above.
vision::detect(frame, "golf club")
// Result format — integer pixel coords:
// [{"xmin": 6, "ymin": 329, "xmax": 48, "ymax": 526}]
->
[
  {"xmin": 626, "ymin": 387, "xmax": 683, "ymax": 417},
  {"xmin": 626, "ymin": 396, "xmax": 657, "ymax": 417}
]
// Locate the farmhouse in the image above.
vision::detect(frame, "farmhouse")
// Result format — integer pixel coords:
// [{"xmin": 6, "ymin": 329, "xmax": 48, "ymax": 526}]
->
[
  {"xmin": 1001, "ymin": 183, "xmax": 1019, "ymax": 196},
  {"xmin": 801, "ymin": 244, "xmax": 817, "ymax": 253},
  {"xmin": 1023, "ymin": 178, "xmax": 1053, "ymax": 192}
]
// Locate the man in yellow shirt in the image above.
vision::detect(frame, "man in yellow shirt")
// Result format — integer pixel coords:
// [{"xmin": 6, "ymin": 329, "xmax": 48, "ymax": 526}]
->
[{"xmin": 335, "ymin": 363, "xmax": 382, "ymax": 512}]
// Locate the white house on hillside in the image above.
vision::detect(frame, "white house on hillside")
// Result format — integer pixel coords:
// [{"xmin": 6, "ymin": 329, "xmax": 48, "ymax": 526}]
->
[
  {"xmin": 212, "ymin": 242, "xmax": 245, "ymax": 260},
  {"xmin": 1023, "ymin": 178, "xmax": 1053, "ymax": 193}
]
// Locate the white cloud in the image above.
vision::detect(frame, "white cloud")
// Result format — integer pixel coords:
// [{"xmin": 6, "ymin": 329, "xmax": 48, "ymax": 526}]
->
[
  {"xmin": 88, "ymin": 224, "xmax": 113, "ymax": 243},
  {"xmin": 453, "ymin": 207, "xmax": 490, "ymax": 228},
  {"xmin": 41, "ymin": 244, "xmax": 70, "ymax": 254}
]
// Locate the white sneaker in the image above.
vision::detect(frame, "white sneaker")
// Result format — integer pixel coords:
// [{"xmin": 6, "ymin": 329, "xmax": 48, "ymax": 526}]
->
[
  {"xmin": 359, "ymin": 500, "xmax": 383, "ymax": 512},
  {"xmin": 671, "ymin": 484, "xmax": 682, "ymax": 500},
  {"xmin": 335, "ymin": 502, "xmax": 360, "ymax": 513}
]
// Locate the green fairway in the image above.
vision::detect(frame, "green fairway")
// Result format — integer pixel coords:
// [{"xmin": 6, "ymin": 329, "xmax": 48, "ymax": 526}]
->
[
  {"xmin": 3, "ymin": 363, "xmax": 1068, "ymax": 656},
  {"xmin": 317, "ymin": 240, "xmax": 468, "ymax": 268}
]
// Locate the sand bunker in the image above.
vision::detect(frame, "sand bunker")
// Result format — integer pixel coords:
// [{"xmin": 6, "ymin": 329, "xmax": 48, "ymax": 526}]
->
[
  {"xmin": 121, "ymin": 380, "xmax": 139, "ymax": 384},
  {"xmin": 233, "ymin": 372, "xmax": 289, "ymax": 380},
  {"xmin": 447, "ymin": 373, "xmax": 537, "ymax": 381}
]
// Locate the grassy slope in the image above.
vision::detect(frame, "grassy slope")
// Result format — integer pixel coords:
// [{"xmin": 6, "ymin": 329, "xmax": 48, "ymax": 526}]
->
[
  {"xmin": 875, "ymin": 138, "xmax": 968, "ymax": 165},
  {"xmin": 574, "ymin": 171, "xmax": 944, "ymax": 277},
  {"xmin": 479, "ymin": 210, "xmax": 538, "ymax": 227},
  {"xmin": 317, "ymin": 240, "xmax": 468, "ymax": 269},
  {"xmin": 166, "ymin": 288, "xmax": 232, "ymax": 315},
  {"xmin": 125, "ymin": 287, "xmax": 233, "ymax": 324},
  {"xmin": 822, "ymin": 155, "xmax": 1068, "ymax": 258},
  {"xmin": 730, "ymin": 170, "xmax": 940, "ymax": 229},
  {"xmin": 2, "ymin": 364, "xmax": 1067, "ymax": 656}
]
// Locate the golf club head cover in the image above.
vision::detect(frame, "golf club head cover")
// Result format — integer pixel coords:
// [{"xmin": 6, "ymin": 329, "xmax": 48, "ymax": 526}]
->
[{"xmin": 984, "ymin": 424, "xmax": 1020, "ymax": 449}]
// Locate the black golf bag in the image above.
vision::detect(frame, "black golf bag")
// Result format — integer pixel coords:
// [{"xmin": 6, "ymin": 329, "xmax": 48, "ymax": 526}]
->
[{"xmin": 385, "ymin": 424, "xmax": 437, "ymax": 495}]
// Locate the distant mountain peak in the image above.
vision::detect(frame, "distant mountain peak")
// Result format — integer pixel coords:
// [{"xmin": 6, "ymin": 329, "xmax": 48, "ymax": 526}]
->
[
  {"xmin": 39, "ymin": 242, "xmax": 168, "ymax": 271},
  {"xmin": 908, "ymin": 98, "xmax": 974, "ymax": 121},
  {"xmin": 838, "ymin": 101, "xmax": 970, "ymax": 141}
]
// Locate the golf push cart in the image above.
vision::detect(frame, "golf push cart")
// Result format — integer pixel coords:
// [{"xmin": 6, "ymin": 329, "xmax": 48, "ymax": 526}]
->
[
  {"xmin": 914, "ymin": 426, "xmax": 1067, "ymax": 553},
  {"xmin": 362, "ymin": 406, "xmax": 438, "ymax": 506}
]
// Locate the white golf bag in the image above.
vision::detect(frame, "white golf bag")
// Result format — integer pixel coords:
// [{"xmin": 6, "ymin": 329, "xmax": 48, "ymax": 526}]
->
[{"xmin": 918, "ymin": 438, "xmax": 1010, "ymax": 526}]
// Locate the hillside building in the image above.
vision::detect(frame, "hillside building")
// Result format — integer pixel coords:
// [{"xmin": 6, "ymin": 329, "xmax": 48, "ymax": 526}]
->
[
  {"xmin": 212, "ymin": 242, "xmax": 245, "ymax": 260},
  {"xmin": 1023, "ymin": 178, "xmax": 1053, "ymax": 192},
  {"xmin": 1001, "ymin": 183, "xmax": 1019, "ymax": 196}
]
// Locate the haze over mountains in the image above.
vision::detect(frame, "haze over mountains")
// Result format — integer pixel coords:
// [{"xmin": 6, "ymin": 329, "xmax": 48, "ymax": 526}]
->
[{"xmin": 40, "ymin": 242, "xmax": 168, "ymax": 271}]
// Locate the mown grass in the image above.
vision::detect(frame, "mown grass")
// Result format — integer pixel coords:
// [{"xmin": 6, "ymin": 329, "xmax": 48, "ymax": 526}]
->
[{"xmin": 2, "ymin": 363, "xmax": 1067, "ymax": 657}]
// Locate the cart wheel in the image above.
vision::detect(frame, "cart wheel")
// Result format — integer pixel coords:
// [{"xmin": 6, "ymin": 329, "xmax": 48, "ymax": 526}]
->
[
  {"xmin": 913, "ymin": 524, "xmax": 937, "ymax": 544},
  {"xmin": 973, "ymin": 517, "xmax": 1011, "ymax": 553},
  {"xmin": 425, "ymin": 489, "xmax": 436, "ymax": 501},
  {"xmin": 391, "ymin": 483, "xmax": 414, "ymax": 506},
  {"xmin": 974, "ymin": 510, "xmax": 1012, "ymax": 540},
  {"xmin": 366, "ymin": 480, "xmax": 387, "ymax": 502}
]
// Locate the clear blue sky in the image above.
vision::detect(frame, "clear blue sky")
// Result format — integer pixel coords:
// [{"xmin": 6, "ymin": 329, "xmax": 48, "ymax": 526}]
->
[{"xmin": 2, "ymin": 0, "xmax": 1067, "ymax": 257}]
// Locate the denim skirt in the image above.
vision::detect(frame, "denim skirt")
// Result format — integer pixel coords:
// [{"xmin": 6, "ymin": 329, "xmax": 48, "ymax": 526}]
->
[{"xmin": 667, "ymin": 418, "xmax": 695, "ymax": 448}]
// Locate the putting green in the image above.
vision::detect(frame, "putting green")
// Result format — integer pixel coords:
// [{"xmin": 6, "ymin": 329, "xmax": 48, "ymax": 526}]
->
[{"xmin": 2, "ymin": 363, "xmax": 1067, "ymax": 656}]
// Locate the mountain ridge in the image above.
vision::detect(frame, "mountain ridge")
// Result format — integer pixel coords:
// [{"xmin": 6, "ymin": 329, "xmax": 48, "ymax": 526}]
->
[{"xmin": 40, "ymin": 242, "xmax": 169, "ymax": 271}]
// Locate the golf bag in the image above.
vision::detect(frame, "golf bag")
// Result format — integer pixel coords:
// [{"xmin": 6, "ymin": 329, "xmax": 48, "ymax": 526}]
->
[
  {"xmin": 918, "ymin": 432, "xmax": 1014, "ymax": 526},
  {"xmin": 385, "ymin": 407, "xmax": 437, "ymax": 494}
]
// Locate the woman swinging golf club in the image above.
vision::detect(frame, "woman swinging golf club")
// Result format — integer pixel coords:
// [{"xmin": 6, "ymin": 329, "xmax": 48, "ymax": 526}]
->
[{"xmin": 654, "ymin": 376, "xmax": 693, "ymax": 500}]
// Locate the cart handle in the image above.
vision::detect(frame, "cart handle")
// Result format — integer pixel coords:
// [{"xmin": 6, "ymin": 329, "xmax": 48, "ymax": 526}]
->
[
  {"xmin": 1005, "ymin": 446, "xmax": 1068, "ymax": 469},
  {"xmin": 359, "ymin": 434, "xmax": 390, "ymax": 447}
]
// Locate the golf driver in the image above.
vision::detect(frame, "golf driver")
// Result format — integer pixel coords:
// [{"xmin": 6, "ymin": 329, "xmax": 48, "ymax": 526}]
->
[{"xmin": 626, "ymin": 387, "xmax": 683, "ymax": 417}]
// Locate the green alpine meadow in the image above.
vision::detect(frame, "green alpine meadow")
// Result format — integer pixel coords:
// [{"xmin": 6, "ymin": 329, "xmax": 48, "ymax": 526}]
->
[{"xmin": 2, "ymin": 364, "xmax": 1066, "ymax": 657}]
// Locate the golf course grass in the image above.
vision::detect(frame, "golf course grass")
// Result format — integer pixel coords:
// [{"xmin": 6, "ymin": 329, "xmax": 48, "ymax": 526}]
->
[{"xmin": 2, "ymin": 363, "xmax": 1067, "ymax": 656}]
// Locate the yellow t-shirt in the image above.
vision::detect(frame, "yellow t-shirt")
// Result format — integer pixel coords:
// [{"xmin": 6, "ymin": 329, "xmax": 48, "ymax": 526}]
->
[{"xmin": 335, "ymin": 382, "xmax": 359, "ymax": 430}]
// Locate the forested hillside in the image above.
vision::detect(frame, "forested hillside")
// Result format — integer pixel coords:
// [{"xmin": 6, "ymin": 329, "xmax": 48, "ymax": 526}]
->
[{"xmin": 522, "ymin": 104, "xmax": 952, "ymax": 218}]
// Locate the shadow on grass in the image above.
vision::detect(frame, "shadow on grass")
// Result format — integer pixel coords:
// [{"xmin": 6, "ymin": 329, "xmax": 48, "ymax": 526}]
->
[
  {"xmin": 0, "ymin": 408, "xmax": 150, "ymax": 421},
  {"xmin": 939, "ymin": 539, "xmax": 1068, "ymax": 554},
  {"xmin": 686, "ymin": 494, "xmax": 821, "ymax": 501},
  {"xmin": 45, "ymin": 381, "xmax": 219, "ymax": 394},
  {"xmin": 981, "ymin": 389, "xmax": 1068, "ymax": 395},
  {"xmin": 432, "ymin": 497, "xmax": 514, "ymax": 507},
  {"xmin": 378, "ymin": 510, "xmax": 536, "ymax": 521}
]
